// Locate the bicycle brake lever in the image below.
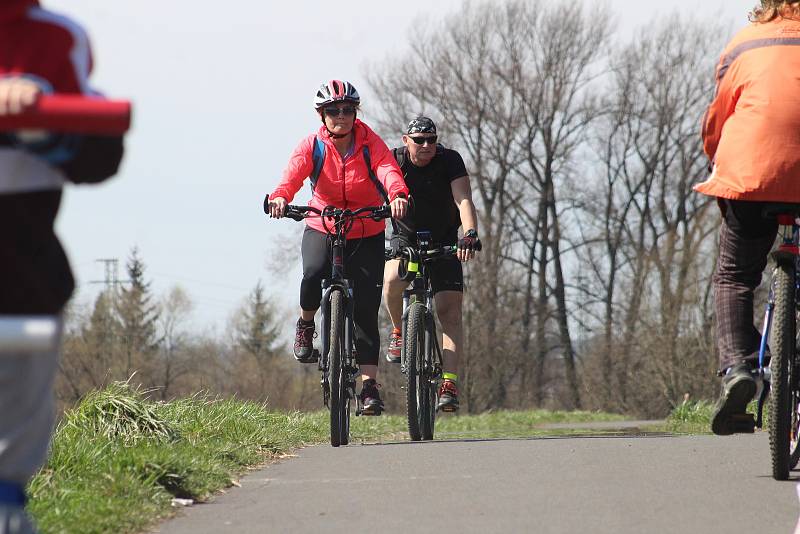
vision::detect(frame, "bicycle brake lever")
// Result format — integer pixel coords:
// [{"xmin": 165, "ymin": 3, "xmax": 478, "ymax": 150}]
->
[{"xmin": 285, "ymin": 211, "xmax": 305, "ymax": 221}]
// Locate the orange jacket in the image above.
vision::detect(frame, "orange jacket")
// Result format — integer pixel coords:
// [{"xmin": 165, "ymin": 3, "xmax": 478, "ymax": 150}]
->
[
  {"xmin": 695, "ymin": 17, "xmax": 800, "ymax": 201},
  {"xmin": 270, "ymin": 120, "xmax": 407, "ymax": 238}
]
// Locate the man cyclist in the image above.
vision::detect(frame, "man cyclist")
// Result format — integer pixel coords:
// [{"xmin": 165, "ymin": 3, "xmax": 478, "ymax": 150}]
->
[
  {"xmin": 695, "ymin": 0, "xmax": 800, "ymax": 435},
  {"xmin": 0, "ymin": 1, "xmax": 125, "ymax": 531},
  {"xmin": 383, "ymin": 116, "xmax": 480, "ymax": 413}
]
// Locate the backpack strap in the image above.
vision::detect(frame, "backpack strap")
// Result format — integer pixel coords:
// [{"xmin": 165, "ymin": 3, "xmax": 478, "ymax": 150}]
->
[
  {"xmin": 392, "ymin": 146, "xmax": 406, "ymax": 169},
  {"xmin": 362, "ymin": 145, "xmax": 402, "ymax": 233},
  {"xmin": 362, "ymin": 145, "xmax": 391, "ymax": 205},
  {"xmin": 309, "ymin": 136, "xmax": 325, "ymax": 191}
]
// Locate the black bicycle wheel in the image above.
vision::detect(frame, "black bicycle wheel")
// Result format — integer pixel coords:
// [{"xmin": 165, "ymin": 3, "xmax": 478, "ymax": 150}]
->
[
  {"xmin": 328, "ymin": 289, "xmax": 346, "ymax": 447},
  {"xmin": 420, "ymin": 314, "xmax": 437, "ymax": 441},
  {"xmin": 790, "ymin": 300, "xmax": 800, "ymax": 469},
  {"xmin": 769, "ymin": 261, "xmax": 795, "ymax": 480},
  {"xmin": 405, "ymin": 303, "xmax": 426, "ymax": 441}
]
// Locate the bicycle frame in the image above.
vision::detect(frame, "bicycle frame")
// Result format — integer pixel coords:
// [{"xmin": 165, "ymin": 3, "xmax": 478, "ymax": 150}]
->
[
  {"xmin": 400, "ymin": 232, "xmax": 444, "ymax": 380},
  {"xmin": 756, "ymin": 215, "xmax": 800, "ymax": 427},
  {"xmin": 319, "ymin": 223, "xmax": 358, "ymax": 409}
]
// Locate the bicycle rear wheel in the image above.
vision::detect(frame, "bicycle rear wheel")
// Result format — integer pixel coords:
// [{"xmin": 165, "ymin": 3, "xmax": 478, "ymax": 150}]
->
[
  {"xmin": 420, "ymin": 314, "xmax": 437, "ymax": 441},
  {"xmin": 769, "ymin": 261, "xmax": 796, "ymax": 479},
  {"xmin": 405, "ymin": 303, "xmax": 426, "ymax": 441},
  {"xmin": 328, "ymin": 289, "xmax": 348, "ymax": 447}
]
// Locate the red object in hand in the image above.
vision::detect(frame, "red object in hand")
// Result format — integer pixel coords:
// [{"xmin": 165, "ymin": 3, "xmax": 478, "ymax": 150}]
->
[{"xmin": 0, "ymin": 95, "xmax": 132, "ymax": 135}]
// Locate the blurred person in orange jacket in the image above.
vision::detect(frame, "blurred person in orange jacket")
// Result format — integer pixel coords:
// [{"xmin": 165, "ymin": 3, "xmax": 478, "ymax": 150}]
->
[{"xmin": 695, "ymin": 0, "xmax": 800, "ymax": 435}]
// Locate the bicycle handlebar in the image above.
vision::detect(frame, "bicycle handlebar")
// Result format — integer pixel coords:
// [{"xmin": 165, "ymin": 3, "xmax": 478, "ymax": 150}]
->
[
  {"xmin": 385, "ymin": 245, "xmax": 460, "ymax": 262},
  {"xmin": 275, "ymin": 204, "xmax": 391, "ymax": 222},
  {"xmin": 385, "ymin": 239, "xmax": 482, "ymax": 261},
  {"xmin": 0, "ymin": 95, "xmax": 132, "ymax": 135}
]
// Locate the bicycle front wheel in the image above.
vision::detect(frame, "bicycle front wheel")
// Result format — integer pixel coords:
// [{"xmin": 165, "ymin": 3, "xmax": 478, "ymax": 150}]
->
[
  {"xmin": 769, "ymin": 260, "xmax": 796, "ymax": 480},
  {"xmin": 328, "ymin": 289, "xmax": 348, "ymax": 447},
  {"xmin": 405, "ymin": 303, "xmax": 426, "ymax": 441},
  {"xmin": 420, "ymin": 313, "xmax": 437, "ymax": 441}
]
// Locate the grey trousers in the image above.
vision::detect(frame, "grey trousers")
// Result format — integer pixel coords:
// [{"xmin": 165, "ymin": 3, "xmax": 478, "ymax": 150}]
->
[
  {"xmin": 0, "ymin": 330, "xmax": 60, "ymax": 486},
  {"xmin": 713, "ymin": 199, "xmax": 779, "ymax": 371}
]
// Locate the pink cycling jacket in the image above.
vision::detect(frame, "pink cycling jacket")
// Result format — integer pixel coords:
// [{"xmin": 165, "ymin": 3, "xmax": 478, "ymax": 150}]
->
[{"xmin": 270, "ymin": 119, "xmax": 408, "ymax": 238}]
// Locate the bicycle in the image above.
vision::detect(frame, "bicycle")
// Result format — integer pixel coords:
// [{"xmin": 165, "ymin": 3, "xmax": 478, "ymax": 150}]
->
[
  {"xmin": 386, "ymin": 231, "xmax": 481, "ymax": 441},
  {"xmin": 269, "ymin": 203, "xmax": 391, "ymax": 447},
  {"xmin": 751, "ymin": 204, "xmax": 800, "ymax": 480}
]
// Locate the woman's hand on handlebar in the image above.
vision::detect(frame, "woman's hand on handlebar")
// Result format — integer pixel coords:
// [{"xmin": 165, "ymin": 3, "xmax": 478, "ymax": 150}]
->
[
  {"xmin": 390, "ymin": 196, "xmax": 408, "ymax": 219},
  {"xmin": 268, "ymin": 197, "xmax": 287, "ymax": 219},
  {"xmin": 0, "ymin": 77, "xmax": 41, "ymax": 116}
]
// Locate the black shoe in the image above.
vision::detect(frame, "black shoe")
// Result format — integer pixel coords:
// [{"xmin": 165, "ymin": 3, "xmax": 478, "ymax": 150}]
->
[
  {"xmin": 437, "ymin": 379, "xmax": 460, "ymax": 412},
  {"xmin": 293, "ymin": 318, "xmax": 318, "ymax": 363},
  {"xmin": 359, "ymin": 379, "xmax": 384, "ymax": 416},
  {"xmin": 711, "ymin": 363, "xmax": 757, "ymax": 436}
]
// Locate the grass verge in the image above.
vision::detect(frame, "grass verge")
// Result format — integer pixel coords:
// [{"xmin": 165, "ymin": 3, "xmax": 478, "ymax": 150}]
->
[{"xmin": 27, "ymin": 383, "xmax": 641, "ymax": 533}]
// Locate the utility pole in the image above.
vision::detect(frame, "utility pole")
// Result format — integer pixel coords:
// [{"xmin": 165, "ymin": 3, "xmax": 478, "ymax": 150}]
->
[{"xmin": 90, "ymin": 258, "xmax": 128, "ymax": 292}]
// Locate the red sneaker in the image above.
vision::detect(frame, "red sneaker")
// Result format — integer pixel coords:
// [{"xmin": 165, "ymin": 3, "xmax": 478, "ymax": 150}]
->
[
  {"xmin": 386, "ymin": 328, "xmax": 402, "ymax": 364},
  {"xmin": 437, "ymin": 380, "xmax": 459, "ymax": 412}
]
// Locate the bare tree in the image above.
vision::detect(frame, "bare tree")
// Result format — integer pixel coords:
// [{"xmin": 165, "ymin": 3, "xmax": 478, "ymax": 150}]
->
[
  {"xmin": 157, "ymin": 286, "xmax": 194, "ymax": 399},
  {"xmin": 577, "ymin": 15, "xmax": 724, "ymax": 414}
]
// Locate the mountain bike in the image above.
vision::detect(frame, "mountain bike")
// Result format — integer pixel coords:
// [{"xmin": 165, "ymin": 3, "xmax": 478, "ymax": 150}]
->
[
  {"xmin": 753, "ymin": 204, "xmax": 800, "ymax": 480},
  {"xmin": 273, "ymin": 203, "xmax": 391, "ymax": 447},
  {"xmin": 386, "ymin": 231, "xmax": 480, "ymax": 441}
]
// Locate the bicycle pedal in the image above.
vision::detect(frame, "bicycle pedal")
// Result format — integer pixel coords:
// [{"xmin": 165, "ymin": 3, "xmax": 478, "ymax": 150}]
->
[{"xmin": 729, "ymin": 413, "xmax": 756, "ymax": 434}]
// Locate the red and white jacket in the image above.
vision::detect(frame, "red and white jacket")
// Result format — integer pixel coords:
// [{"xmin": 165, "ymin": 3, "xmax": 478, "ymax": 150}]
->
[
  {"xmin": 0, "ymin": 0, "xmax": 93, "ymax": 194},
  {"xmin": 0, "ymin": 1, "xmax": 124, "ymax": 315},
  {"xmin": 270, "ymin": 120, "xmax": 409, "ymax": 239}
]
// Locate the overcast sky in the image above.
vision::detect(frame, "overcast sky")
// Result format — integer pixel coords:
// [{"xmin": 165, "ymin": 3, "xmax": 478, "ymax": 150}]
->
[{"xmin": 46, "ymin": 0, "xmax": 757, "ymax": 334}]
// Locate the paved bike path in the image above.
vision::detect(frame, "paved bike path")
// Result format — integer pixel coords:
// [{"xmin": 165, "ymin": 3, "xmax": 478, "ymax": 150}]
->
[{"xmin": 154, "ymin": 432, "xmax": 799, "ymax": 534}]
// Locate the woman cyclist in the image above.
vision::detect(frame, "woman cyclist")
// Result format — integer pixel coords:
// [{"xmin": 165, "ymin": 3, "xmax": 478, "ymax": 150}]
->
[
  {"xmin": 266, "ymin": 80, "xmax": 408, "ymax": 415},
  {"xmin": 695, "ymin": 1, "xmax": 800, "ymax": 434}
]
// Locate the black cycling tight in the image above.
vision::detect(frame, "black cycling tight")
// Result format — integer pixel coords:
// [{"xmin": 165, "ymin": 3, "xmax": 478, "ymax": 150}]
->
[{"xmin": 300, "ymin": 227, "xmax": 384, "ymax": 366}]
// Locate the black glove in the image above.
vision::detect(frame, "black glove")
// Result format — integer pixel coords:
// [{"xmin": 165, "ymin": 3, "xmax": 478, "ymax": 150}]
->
[
  {"xmin": 458, "ymin": 229, "xmax": 481, "ymax": 251},
  {"xmin": 390, "ymin": 232, "xmax": 413, "ymax": 257}
]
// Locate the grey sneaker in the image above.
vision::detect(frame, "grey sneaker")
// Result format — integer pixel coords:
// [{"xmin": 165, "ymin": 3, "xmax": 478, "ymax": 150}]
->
[
  {"xmin": 711, "ymin": 363, "xmax": 757, "ymax": 436},
  {"xmin": 293, "ymin": 318, "xmax": 318, "ymax": 363}
]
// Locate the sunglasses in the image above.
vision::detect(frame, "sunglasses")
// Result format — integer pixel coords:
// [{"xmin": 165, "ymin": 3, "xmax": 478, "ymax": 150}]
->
[
  {"xmin": 408, "ymin": 135, "xmax": 437, "ymax": 146},
  {"xmin": 324, "ymin": 106, "xmax": 357, "ymax": 117}
]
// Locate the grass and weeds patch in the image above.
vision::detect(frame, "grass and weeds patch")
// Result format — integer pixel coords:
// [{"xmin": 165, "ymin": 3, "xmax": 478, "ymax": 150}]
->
[
  {"xmin": 26, "ymin": 383, "xmax": 641, "ymax": 533},
  {"xmin": 28, "ymin": 383, "xmax": 330, "ymax": 534},
  {"xmin": 663, "ymin": 399, "xmax": 714, "ymax": 434},
  {"xmin": 434, "ymin": 409, "xmax": 627, "ymax": 439}
]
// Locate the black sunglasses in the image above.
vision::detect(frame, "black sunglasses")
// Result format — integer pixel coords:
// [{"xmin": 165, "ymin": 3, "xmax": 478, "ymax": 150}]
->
[
  {"xmin": 324, "ymin": 106, "xmax": 357, "ymax": 117},
  {"xmin": 409, "ymin": 135, "xmax": 437, "ymax": 145}
]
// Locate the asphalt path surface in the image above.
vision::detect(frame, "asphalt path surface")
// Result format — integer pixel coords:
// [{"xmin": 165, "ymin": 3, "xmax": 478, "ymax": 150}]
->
[{"xmin": 155, "ymin": 431, "xmax": 800, "ymax": 534}]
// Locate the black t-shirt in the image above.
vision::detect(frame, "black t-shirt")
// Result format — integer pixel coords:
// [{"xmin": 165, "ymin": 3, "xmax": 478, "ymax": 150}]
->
[{"xmin": 392, "ymin": 145, "xmax": 468, "ymax": 244}]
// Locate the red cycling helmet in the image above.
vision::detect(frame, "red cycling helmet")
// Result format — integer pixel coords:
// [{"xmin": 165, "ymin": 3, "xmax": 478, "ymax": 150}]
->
[{"xmin": 314, "ymin": 80, "xmax": 361, "ymax": 109}]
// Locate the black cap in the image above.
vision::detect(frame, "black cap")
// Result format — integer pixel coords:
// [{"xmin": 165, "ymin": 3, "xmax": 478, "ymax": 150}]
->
[{"xmin": 406, "ymin": 116, "xmax": 437, "ymax": 135}]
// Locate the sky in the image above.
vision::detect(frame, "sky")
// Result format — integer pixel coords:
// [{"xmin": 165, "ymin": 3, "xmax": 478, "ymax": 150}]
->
[{"xmin": 46, "ymin": 0, "xmax": 759, "ymax": 334}]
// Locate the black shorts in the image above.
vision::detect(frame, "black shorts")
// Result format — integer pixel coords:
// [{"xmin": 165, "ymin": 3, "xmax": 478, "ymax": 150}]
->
[{"xmin": 428, "ymin": 255, "xmax": 463, "ymax": 294}]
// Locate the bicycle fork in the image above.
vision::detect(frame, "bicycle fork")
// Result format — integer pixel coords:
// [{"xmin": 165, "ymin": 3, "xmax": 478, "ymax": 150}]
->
[{"xmin": 756, "ymin": 286, "xmax": 774, "ymax": 429}]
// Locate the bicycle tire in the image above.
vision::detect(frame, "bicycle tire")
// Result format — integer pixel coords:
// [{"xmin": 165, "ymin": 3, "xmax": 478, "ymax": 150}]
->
[
  {"xmin": 328, "ymin": 289, "xmax": 346, "ymax": 447},
  {"xmin": 791, "ymin": 301, "xmax": 800, "ymax": 469},
  {"xmin": 405, "ymin": 303, "xmax": 426, "ymax": 441},
  {"xmin": 420, "ymin": 313, "xmax": 437, "ymax": 441},
  {"xmin": 769, "ymin": 261, "xmax": 795, "ymax": 480}
]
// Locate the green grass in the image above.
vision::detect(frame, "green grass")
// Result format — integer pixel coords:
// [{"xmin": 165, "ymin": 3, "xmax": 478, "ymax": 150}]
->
[
  {"xmin": 663, "ymin": 399, "xmax": 715, "ymax": 434},
  {"xmin": 25, "ymin": 383, "xmax": 645, "ymax": 534}
]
